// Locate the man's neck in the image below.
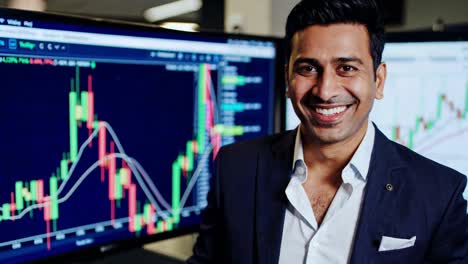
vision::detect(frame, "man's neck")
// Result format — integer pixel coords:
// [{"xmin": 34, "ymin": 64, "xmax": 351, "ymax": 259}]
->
[{"xmin": 301, "ymin": 122, "xmax": 369, "ymax": 184}]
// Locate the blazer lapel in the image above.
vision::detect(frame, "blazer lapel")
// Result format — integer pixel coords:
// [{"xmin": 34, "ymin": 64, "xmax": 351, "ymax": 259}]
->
[
  {"xmin": 255, "ymin": 130, "xmax": 295, "ymax": 264},
  {"xmin": 350, "ymin": 125, "xmax": 407, "ymax": 263}
]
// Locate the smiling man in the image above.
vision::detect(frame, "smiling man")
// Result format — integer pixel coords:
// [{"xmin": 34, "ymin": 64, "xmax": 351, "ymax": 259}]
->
[{"xmin": 188, "ymin": 0, "xmax": 468, "ymax": 263}]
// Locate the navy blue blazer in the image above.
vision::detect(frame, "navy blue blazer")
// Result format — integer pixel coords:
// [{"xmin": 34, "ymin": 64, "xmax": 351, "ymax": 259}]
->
[{"xmin": 187, "ymin": 126, "xmax": 468, "ymax": 263}]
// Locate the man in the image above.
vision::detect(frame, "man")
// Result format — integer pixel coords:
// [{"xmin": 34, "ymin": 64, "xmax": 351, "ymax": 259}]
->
[{"xmin": 188, "ymin": 0, "xmax": 468, "ymax": 263}]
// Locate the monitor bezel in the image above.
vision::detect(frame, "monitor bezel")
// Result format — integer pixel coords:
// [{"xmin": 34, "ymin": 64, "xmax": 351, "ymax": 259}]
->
[{"xmin": 0, "ymin": 7, "xmax": 285, "ymax": 263}]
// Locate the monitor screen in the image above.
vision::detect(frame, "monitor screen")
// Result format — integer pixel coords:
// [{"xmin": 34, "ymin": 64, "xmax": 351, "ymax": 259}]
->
[
  {"xmin": 285, "ymin": 33, "xmax": 468, "ymax": 201},
  {"xmin": 0, "ymin": 8, "xmax": 280, "ymax": 263}
]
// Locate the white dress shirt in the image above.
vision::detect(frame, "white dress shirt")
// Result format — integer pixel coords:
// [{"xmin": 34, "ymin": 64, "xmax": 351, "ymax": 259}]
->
[{"xmin": 278, "ymin": 121, "xmax": 375, "ymax": 264}]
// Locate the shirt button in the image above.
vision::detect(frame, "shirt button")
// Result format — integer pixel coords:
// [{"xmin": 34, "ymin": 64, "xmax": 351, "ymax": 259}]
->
[{"xmin": 385, "ymin": 184, "xmax": 394, "ymax": 192}]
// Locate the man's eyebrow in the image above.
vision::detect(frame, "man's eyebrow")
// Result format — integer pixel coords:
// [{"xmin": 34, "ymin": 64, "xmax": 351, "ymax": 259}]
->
[
  {"xmin": 293, "ymin": 58, "xmax": 321, "ymax": 66},
  {"xmin": 333, "ymin": 57, "xmax": 364, "ymax": 65}
]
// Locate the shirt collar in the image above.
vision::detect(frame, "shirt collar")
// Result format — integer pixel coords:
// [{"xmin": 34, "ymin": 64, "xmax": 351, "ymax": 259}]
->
[
  {"xmin": 292, "ymin": 126, "xmax": 304, "ymax": 167},
  {"xmin": 348, "ymin": 120, "xmax": 375, "ymax": 182},
  {"xmin": 292, "ymin": 120, "xmax": 375, "ymax": 184}
]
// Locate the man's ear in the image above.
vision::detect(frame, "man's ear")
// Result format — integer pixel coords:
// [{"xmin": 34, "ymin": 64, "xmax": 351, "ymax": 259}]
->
[
  {"xmin": 375, "ymin": 62, "xmax": 386, "ymax": 100},
  {"xmin": 285, "ymin": 64, "xmax": 290, "ymax": 98}
]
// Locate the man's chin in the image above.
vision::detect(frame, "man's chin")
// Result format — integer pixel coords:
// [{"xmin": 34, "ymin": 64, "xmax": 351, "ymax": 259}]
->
[{"xmin": 300, "ymin": 124, "xmax": 347, "ymax": 145}]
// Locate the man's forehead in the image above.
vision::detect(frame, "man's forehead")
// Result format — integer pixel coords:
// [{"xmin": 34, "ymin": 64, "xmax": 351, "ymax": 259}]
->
[{"xmin": 290, "ymin": 24, "xmax": 371, "ymax": 60}]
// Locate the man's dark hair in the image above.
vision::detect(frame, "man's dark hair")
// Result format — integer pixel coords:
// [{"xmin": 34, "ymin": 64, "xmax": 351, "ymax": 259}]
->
[{"xmin": 285, "ymin": 0, "xmax": 385, "ymax": 72}]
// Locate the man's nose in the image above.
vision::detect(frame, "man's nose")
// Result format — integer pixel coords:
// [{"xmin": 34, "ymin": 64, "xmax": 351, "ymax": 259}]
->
[{"xmin": 312, "ymin": 67, "xmax": 340, "ymax": 102}]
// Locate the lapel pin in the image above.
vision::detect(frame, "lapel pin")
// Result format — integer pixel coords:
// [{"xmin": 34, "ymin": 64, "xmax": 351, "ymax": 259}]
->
[{"xmin": 385, "ymin": 184, "xmax": 394, "ymax": 192}]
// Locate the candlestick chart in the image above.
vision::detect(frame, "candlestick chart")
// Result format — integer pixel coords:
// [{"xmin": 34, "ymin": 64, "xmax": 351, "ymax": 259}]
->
[{"xmin": 0, "ymin": 57, "xmax": 272, "ymax": 262}]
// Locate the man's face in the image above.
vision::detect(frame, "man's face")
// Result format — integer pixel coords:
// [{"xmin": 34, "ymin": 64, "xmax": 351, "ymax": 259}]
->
[{"xmin": 286, "ymin": 23, "xmax": 386, "ymax": 145}]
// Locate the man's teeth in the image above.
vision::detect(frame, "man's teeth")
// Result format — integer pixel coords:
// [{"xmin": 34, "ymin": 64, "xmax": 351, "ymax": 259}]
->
[{"xmin": 315, "ymin": 106, "xmax": 347, "ymax": 116}]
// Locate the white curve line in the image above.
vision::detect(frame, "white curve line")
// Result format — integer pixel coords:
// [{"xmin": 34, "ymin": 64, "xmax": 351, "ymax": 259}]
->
[
  {"xmin": 7, "ymin": 121, "xmax": 212, "ymax": 221},
  {"xmin": 105, "ymin": 121, "xmax": 215, "ymax": 214},
  {"xmin": 56, "ymin": 125, "xmax": 100, "ymax": 196},
  {"xmin": 9, "ymin": 152, "xmax": 171, "ymax": 221},
  {"xmin": 8, "ymin": 126, "xmax": 102, "ymax": 219},
  {"xmin": 127, "ymin": 158, "xmax": 172, "ymax": 210},
  {"xmin": 112, "ymin": 153, "xmax": 168, "ymax": 214},
  {"xmin": 57, "ymin": 161, "xmax": 100, "ymax": 205},
  {"xmin": 96, "ymin": 122, "xmax": 170, "ymax": 212},
  {"xmin": 179, "ymin": 144, "xmax": 212, "ymax": 209},
  {"xmin": 9, "ymin": 154, "xmax": 127, "ymax": 220},
  {"xmin": 106, "ymin": 122, "xmax": 214, "ymax": 213},
  {"xmin": 58, "ymin": 153, "xmax": 168, "ymax": 216},
  {"xmin": 10, "ymin": 160, "xmax": 100, "ymax": 221},
  {"xmin": 104, "ymin": 124, "xmax": 172, "ymax": 210},
  {"xmin": 52, "ymin": 121, "xmax": 165, "ymax": 213},
  {"xmin": 129, "ymin": 145, "xmax": 213, "ymax": 212}
]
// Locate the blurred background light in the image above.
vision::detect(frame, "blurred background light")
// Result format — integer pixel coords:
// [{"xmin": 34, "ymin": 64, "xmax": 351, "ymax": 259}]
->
[
  {"xmin": 159, "ymin": 21, "xmax": 200, "ymax": 32},
  {"xmin": 143, "ymin": 0, "xmax": 202, "ymax": 23}
]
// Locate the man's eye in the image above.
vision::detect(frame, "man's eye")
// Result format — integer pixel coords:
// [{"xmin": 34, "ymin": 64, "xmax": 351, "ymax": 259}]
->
[
  {"xmin": 339, "ymin": 65, "xmax": 357, "ymax": 72},
  {"xmin": 297, "ymin": 65, "xmax": 317, "ymax": 75}
]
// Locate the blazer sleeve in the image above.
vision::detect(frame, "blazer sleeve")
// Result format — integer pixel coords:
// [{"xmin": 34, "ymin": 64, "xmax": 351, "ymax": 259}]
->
[
  {"xmin": 186, "ymin": 148, "xmax": 225, "ymax": 264},
  {"xmin": 425, "ymin": 174, "xmax": 468, "ymax": 263}
]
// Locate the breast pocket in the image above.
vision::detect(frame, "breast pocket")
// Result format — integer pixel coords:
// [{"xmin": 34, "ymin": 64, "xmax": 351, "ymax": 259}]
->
[
  {"xmin": 374, "ymin": 238, "xmax": 422, "ymax": 264},
  {"xmin": 378, "ymin": 235, "xmax": 416, "ymax": 252}
]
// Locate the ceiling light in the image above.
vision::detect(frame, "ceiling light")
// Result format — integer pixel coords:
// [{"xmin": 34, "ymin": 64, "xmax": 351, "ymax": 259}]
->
[
  {"xmin": 159, "ymin": 22, "xmax": 200, "ymax": 32},
  {"xmin": 143, "ymin": 0, "xmax": 202, "ymax": 23}
]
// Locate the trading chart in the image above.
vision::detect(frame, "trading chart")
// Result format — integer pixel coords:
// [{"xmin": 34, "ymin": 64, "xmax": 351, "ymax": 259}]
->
[{"xmin": 0, "ymin": 14, "xmax": 276, "ymax": 262}]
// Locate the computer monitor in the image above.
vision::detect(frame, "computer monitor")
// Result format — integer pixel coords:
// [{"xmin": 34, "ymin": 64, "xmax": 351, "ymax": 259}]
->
[
  {"xmin": 285, "ymin": 32, "xmax": 468, "ymax": 201},
  {"xmin": 0, "ymin": 8, "xmax": 282, "ymax": 263}
]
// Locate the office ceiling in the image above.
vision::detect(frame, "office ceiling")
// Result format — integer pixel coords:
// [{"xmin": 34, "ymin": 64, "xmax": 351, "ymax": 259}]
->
[{"xmin": 0, "ymin": 0, "xmax": 199, "ymax": 22}]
